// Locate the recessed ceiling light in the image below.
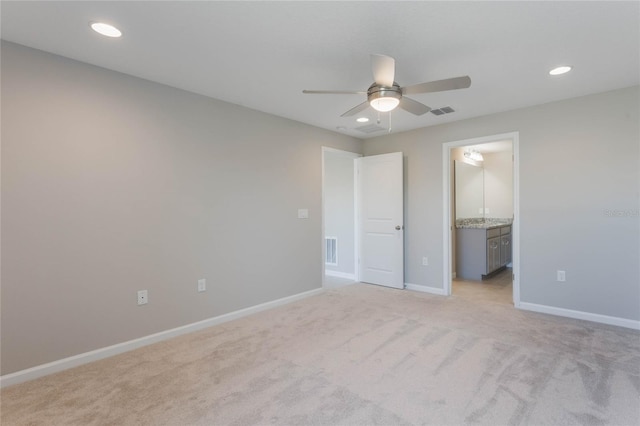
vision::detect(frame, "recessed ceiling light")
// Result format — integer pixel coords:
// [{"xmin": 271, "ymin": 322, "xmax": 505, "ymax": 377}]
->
[
  {"xmin": 356, "ymin": 117, "xmax": 369, "ymax": 123},
  {"xmin": 90, "ymin": 22, "xmax": 122, "ymax": 38},
  {"xmin": 549, "ymin": 66, "xmax": 572, "ymax": 76}
]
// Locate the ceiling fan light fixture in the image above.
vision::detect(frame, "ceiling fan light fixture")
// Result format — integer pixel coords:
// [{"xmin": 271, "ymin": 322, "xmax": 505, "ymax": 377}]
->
[
  {"xmin": 367, "ymin": 83, "xmax": 402, "ymax": 113},
  {"xmin": 370, "ymin": 97, "xmax": 400, "ymax": 112}
]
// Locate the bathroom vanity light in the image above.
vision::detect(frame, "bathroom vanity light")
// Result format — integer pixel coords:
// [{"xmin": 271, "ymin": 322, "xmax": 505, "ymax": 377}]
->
[{"xmin": 464, "ymin": 149, "xmax": 484, "ymax": 162}]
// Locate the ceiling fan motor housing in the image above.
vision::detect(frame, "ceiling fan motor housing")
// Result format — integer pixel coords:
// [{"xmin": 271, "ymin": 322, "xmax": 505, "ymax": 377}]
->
[{"xmin": 367, "ymin": 82, "xmax": 402, "ymax": 103}]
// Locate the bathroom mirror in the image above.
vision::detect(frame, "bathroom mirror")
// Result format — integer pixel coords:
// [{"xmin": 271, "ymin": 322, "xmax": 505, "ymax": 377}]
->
[{"xmin": 455, "ymin": 160, "xmax": 484, "ymax": 219}]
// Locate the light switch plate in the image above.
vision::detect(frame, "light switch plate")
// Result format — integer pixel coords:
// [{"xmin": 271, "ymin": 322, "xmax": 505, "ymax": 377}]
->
[
  {"xmin": 198, "ymin": 279, "xmax": 206, "ymax": 292},
  {"xmin": 298, "ymin": 208, "xmax": 309, "ymax": 219}
]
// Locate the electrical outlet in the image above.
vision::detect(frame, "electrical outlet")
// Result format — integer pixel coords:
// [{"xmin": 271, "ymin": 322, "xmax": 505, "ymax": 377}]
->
[
  {"xmin": 557, "ymin": 271, "xmax": 566, "ymax": 282},
  {"xmin": 422, "ymin": 257, "xmax": 429, "ymax": 266},
  {"xmin": 198, "ymin": 279, "xmax": 206, "ymax": 292},
  {"xmin": 137, "ymin": 290, "xmax": 148, "ymax": 305}
]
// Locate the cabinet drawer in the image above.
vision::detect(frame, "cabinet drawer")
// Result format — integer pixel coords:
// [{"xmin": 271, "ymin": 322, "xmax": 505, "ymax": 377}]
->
[
  {"xmin": 500, "ymin": 225, "xmax": 511, "ymax": 235},
  {"xmin": 487, "ymin": 228, "xmax": 501, "ymax": 239}
]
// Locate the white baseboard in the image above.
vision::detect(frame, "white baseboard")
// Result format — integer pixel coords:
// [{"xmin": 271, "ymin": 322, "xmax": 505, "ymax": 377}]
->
[
  {"xmin": 0, "ymin": 287, "xmax": 324, "ymax": 388},
  {"xmin": 519, "ymin": 302, "xmax": 640, "ymax": 330},
  {"xmin": 325, "ymin": 270, "xmax": 356, "ymax": 280},
  {"xmin": 405, "ymin": 283, "xmax": 447, "ymax": 296},
  {"xmin": 452, "ymin": 272, "xmax": 457, "ymax": 279}
]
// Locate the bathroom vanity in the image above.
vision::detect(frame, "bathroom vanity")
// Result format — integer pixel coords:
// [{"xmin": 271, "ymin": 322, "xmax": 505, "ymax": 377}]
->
[{"xmin": 456, "ymin": 219, "xmax": 512, "ymax": 281}]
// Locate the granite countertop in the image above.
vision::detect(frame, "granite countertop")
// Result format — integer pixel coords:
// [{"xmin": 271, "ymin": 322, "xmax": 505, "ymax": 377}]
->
[{"xmin": 455, "ymin": 217, "xmax": 513, "ymax": 229}]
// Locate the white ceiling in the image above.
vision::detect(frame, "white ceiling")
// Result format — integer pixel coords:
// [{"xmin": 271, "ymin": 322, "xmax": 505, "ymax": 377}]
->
[{"xmin": 2, "ymin": 1, "xmax": 638, "ymax": 139}]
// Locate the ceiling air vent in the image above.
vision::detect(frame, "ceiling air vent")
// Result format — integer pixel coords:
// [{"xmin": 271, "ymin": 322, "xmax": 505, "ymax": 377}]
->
[
  {"xmin": 355, "ymin": 123, "xmax": 386, "ymax": 134},
  {"xmin": 431, "ymin": 106, "xmax": 455, "ymax": 116}
]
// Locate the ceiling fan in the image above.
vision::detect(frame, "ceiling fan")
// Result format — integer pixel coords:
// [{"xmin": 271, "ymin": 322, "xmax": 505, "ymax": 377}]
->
[{"xmin": 303, "ymin": 54, "xmax": 471, "ymax": 117}]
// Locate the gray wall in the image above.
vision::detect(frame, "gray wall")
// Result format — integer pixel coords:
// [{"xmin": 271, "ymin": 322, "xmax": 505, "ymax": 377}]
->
[
  {"xmin": 363, "ymin": 86, "xmax": 640, "ymax": 322},
  {"xmin": 1, "ymin": 42, "xmax": 362, "ymax": 375},
  {"xmin": 323, "ymin": 151, "xmax": 356, "ymax": 275},
  {"xmin": 2, "ymin": 40, "xmax": 638, "ymax": 377}
]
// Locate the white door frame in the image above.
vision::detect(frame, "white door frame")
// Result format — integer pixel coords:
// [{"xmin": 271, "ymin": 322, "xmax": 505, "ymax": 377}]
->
[
  {"xmin": 321, "ymin": 147, "xmax": 362, "ymax": 286},
  {"xmin": 442, "ymin": 132, "xmax": 521, "ymax": 306}
]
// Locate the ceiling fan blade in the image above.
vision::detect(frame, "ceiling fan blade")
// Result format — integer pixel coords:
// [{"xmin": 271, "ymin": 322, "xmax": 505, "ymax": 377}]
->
[
  {"xmin": 399, "ymin": 97, "xmax": 431, "ymax": 116},
  {"xmin": 302, "ymin": 90, "xmax": 366, "ymax": 95},
  {"xmin": 402, "ymin": 76, "xmax": 471, "ymax": 95},
  {"xmin": 371, "ymin": 54, "xmax": 395, "ymax": 87},
  {"xmin": 341, "ymin": 101, "xmax": 370, "ymax": 117}
]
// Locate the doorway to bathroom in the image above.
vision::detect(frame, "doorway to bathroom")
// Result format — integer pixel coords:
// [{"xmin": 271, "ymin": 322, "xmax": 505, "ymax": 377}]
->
[{"xmin": 442, "ymin": 132, "xmax": 520, "ymax": 306}]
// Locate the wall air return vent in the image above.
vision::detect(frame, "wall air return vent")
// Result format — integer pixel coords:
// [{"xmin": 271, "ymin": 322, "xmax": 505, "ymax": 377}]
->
[
  {"xmin": 325, "ymin": 237, "xmax": 337, "ymax": 265},
  {"xmin": 430, "ymin": 106, "xmax": 455, "ymax": 116}
]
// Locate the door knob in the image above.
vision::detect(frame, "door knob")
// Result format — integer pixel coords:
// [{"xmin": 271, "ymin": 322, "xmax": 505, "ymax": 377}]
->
[{"xmin": 395, "ymin": 225, "xmax": 402, "ymax": 230}]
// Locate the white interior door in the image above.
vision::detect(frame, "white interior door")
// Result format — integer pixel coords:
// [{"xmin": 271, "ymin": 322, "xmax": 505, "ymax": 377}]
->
[{"xmin": 356, "ymin": 152, "xmax": 404, "ymax": 289}]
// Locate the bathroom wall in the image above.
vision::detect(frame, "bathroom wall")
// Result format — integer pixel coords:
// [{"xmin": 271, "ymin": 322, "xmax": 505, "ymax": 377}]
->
[
  {"xmin": 483, "ymin": 150, "xmax": 513, "ymax": 219},
  {"xmin": 454, "ymin": 160, "xmax": 484, "ymax": 219},
  {"xmin": 452, "ymin": 146, "xmax": 513, "ymax": 220}
]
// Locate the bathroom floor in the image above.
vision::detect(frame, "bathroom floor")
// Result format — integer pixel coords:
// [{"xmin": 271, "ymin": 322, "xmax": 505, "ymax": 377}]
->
[{"xmin": 452, "ymin": 267, "xmax": 513, "ymax": 305}]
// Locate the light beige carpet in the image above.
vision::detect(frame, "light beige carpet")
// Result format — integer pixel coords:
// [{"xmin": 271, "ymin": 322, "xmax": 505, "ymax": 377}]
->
[{"xmin": 1, "ymin": 283, "xmax": 639, "ymax": 425}]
